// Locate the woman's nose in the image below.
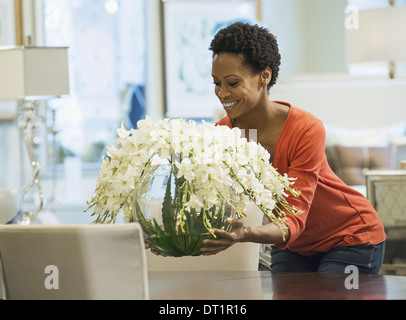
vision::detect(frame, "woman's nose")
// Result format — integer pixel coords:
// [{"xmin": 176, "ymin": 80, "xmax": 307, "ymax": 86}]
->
[{"xmin": 217, "ymin": 86, "xmax": 230, "ymax": 99}]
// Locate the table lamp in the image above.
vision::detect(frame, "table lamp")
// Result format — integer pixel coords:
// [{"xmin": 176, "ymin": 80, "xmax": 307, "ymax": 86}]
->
[
  {"xmin": 0, "ymin": 46, "xmax": 69, "ymax": 223},
  {"xmin": 346, "ymin": 5, "xmax": 406, "ymax": 79}
]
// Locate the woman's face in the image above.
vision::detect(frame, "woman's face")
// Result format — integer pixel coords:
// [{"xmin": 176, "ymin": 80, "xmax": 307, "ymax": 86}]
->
[{"xmin": 212, "ymin": 52, "xmax": 268, "ymax": 120}]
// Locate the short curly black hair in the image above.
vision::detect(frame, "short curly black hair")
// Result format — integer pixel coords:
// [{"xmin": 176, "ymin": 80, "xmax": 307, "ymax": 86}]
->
[{"xmin": 209, "ymin": 22, "xmax": 281, "ymax": 91}]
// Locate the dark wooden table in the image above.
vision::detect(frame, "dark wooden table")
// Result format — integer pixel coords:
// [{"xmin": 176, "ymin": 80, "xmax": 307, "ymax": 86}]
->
[{"xmin": 149, "ymin": 271, "xmax": 406, "ymax": 300}]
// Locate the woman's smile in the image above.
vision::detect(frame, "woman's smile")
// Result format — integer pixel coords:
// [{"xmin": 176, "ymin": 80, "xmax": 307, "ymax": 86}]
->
[{"xmin": 223, "ymin": 100, "xmax": 239, "ymax": 108}]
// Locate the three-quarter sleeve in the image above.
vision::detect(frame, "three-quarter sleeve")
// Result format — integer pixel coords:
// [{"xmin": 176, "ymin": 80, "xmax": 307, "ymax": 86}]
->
[{"xmin": 274, "ymin": 118, "xmax": 327, "ymax": 248}]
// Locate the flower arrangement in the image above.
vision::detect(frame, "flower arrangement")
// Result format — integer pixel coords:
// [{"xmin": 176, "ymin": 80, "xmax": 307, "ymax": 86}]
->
[{"xmin": 85, "ymin": 117, "xmax": 303, "ymax": 256}]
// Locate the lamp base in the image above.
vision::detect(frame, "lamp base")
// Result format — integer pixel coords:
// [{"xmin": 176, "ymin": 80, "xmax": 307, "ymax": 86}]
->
[
  {"xmin": 17, "ymin": 100, "xmax": 44, "ymax": 223},
  {"xmin": 389, "ymin": 61, "xmax": 395, "ymax": 79}
]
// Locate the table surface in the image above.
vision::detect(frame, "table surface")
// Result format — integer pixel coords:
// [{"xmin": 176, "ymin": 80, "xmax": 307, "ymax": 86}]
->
[{"xmin": 148, "ymin": 271, "xmax": 406, "ymax": 300}]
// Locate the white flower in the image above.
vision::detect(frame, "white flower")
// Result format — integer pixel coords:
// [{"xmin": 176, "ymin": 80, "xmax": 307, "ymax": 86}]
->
[
  {"xmin": 117, "ymin": 121, "xmax": 130, "ymax": 139},
  {"xmin": 175, "ymin": 158, "xmax": 196, "ymax": 181},
  {"xmin": 86, "ymin": 117, "xmax": 302, "ymax": 234}
]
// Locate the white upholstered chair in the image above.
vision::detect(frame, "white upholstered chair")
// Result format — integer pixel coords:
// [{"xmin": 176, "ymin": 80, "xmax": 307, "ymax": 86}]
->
[
  {"xmin": 146, "ymin": 202, "xmax": 264, "ymax": 271},
  {"xmin": 0, "ymin": 189, "xmax": 22, "ymax": 225},
  {"xmin": 0, "ymin": 189, "xmax": 23, "ymax": 300},
  {"xmin": 0, "ymin": 224, "xmax": 149, "ymax": 300}
]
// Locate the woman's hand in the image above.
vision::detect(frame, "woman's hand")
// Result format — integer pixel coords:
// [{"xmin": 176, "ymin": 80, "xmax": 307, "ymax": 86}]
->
[
  {"xmin": 145, "ymin": 242, "xmax": 167, "ymax": 257},
  {"xmin": 200, "ymin": 218, "xmax": 246, "ymax": 256},
  {"xmin": 143, "ymin": 218, "xmax": 168, "ymax": 256}
]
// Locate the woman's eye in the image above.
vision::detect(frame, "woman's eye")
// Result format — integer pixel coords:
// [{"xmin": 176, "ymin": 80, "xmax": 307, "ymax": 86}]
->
[{"xmin": 213, "ymin": 81, "xmax": 239, "ymax": 87}]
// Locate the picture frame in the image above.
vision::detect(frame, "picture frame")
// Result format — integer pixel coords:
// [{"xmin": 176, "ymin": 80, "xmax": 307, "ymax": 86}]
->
[
  {"xmin": 0, "ymin": 0, "xmax": 16, "ymax": 46},
  {"xmin": 163, "ymin": 0, "xmax": 261, "ymax": 119}
]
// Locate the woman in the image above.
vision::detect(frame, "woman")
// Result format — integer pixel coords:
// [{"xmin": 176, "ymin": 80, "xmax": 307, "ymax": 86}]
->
[{"xmin": 201, "ymin": 22, "xmax": 386, "ymax": 274}]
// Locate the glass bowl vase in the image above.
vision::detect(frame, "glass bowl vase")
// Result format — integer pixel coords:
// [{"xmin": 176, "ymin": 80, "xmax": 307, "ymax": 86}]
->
[{"xmin": 132, "ymin": 164, "xmax": 233, "ymax": 257}]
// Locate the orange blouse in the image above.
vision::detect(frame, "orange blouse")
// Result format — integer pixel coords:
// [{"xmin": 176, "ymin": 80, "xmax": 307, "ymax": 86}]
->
[{"xmin": 216, "ymin": 102, "xmax": 386, "ymax": 255}]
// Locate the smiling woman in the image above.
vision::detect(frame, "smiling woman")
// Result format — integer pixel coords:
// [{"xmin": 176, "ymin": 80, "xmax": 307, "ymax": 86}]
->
[
  {"xmin": 205, "ymin": 22, "xmax": 386, "ymax": 274},
  {"xmin": 209, "ymin": 22, "xmax": 283, "ymax": 129}
]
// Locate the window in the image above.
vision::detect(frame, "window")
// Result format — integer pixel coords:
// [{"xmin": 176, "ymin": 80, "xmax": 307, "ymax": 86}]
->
[{"xmin": 43, "ymin": 0, "xmax": 146, "ymax": 165}]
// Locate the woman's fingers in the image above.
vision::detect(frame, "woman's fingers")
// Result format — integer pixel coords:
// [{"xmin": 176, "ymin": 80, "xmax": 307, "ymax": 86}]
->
[{"xmin": 200, "ymin": 219, "xmax": 245, "ymax": 255}]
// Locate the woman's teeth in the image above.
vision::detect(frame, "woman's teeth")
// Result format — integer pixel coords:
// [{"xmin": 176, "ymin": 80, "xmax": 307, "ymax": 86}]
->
[{"xmin": 223, "ymin": 101, "xmax": 238, "ymax": 108}]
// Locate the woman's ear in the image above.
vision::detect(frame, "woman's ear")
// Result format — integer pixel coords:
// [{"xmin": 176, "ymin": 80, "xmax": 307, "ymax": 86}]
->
[{"xmin": 261, "ymin": 68, "xmax": 272, "ymax": 86}]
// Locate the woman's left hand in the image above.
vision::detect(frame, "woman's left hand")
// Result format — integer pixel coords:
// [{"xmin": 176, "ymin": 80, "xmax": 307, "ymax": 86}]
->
[{"xmin": 200, "ymin": 218, "xmax": 246, "ymax": 256}]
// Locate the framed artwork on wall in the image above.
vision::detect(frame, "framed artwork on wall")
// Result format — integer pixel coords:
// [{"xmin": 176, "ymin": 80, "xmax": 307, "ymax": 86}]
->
[
  {"xmin": 0, "ymin": 0, "xmax": 16, "ymax": 46},
  {"xmin": 163, "ymin": 0, "xmax": 261, "ymax": 119}
]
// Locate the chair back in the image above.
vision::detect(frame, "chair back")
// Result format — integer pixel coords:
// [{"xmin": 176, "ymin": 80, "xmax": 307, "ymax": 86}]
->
[
  {"xmin": 0, "ymin": 224, "xmax": 149, "ymax": 300},
  {"xmin": 0, "ymin": 189, "xmax": 22, "ymax": 224}
]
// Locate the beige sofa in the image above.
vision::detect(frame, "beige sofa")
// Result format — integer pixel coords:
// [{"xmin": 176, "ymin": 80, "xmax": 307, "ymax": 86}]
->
[
  {"xmin": 269, "ymin": 76, "xmax": 406, "ymax": 191},
  {"xmin": 323, "ymin": 123, "xmax": 406, "ymax": 189}
]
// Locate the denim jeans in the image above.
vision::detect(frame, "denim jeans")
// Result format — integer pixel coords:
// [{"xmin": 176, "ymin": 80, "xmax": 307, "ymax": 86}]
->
[{"xmin": 270, "ymin": 241, "xmax": 385, "ymax": 274}]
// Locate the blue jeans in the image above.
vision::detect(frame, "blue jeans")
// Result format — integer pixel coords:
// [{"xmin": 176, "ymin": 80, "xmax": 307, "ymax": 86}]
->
[{"xmin": 270, "ymin": 241, "xmax": 385, "ymax": 274}]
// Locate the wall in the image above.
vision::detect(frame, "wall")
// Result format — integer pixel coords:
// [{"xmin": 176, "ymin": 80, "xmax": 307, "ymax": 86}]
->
[
  {"xmin": 261, "ymin": 0, "xmax": 347, "ymax": 77},
  {"xmin": 261, "ymin": 0, "xmax": 406, "ymax": 130},
  {"xmin": 270, "ymin": 75, "xmax": 406, "ymax": 129},
  {"xmin": 261, "ymin": 0, "xmax": 307, "ymax": 76}
]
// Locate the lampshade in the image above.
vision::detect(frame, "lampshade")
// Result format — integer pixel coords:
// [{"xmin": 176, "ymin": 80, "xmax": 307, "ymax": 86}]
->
[
  {"xmin": 0, "ymin": 46, "xmax": 70, "ymax": 100},
  {"xmin": 346, "ymin": 6, "xmax": 406, "ymax": 64}
]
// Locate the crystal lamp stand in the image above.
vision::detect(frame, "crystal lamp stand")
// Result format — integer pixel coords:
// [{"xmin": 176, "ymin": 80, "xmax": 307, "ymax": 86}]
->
[{"xmin": 17, "ymin": 100, "xmax": 44, "ymax": 224}]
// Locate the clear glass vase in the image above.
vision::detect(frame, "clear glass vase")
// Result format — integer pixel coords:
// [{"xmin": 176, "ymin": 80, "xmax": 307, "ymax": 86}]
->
[{"xmin": 132, "ymin": 164, "xmax": 233, "ymax": 257}]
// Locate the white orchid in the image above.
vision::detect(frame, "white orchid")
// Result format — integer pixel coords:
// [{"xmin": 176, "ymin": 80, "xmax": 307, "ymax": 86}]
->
[{"xmin": 86, "ymin": 117, "xmax": 303, "ymax": 241}]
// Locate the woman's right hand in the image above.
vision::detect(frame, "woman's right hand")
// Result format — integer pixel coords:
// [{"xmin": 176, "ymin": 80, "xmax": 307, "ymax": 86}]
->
[{"xmin": 145, "ymin": 242, "xmax": 167, "ymax": 257}]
